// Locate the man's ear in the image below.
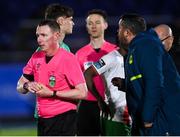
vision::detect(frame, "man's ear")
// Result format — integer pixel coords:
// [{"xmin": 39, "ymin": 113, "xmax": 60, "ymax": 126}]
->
[
  {"xmin": 124, "ymin": 29, "xmax": 133, "ymax": 38},
  {"xmin": 104, "ymin": 22, "xmax": 108, "ymax": 30},
  {"xmin": 54, "ymin": 32, "xmax": 60, "ymax": 41},
  {"xmin": 56, "ymin": 17, "xmax": 64, "ymax": 25}
]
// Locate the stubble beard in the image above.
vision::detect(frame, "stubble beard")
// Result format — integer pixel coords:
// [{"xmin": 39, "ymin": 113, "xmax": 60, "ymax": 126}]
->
[{"xmin": 118, "ymin": 37, "xmax": 129, "ymax": 52}]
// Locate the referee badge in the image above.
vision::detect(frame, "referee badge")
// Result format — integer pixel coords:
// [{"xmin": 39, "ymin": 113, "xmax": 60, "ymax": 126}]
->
[{"xmin": 49, "ymin": 75, "xmax": 56, "ymax": 87}]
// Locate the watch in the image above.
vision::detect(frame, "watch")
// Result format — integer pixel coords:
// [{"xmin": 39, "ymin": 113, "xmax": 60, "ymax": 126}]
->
[
  {"xmin": 52, "ymin": 90, "xmax": 57, "ymax": 97},
  {"xmin": 23, "ymin": 82, "xmax": 29, "ymax": 91}
]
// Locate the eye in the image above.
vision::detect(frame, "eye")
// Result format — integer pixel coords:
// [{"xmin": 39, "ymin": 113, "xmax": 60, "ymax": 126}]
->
[
  {"xmin": 88, "ymin": 22, "xmax": 93, "ymax": 26},
  {"xmin": 95, "ymin": 21, "xmax": 101, "ymax": 24}
]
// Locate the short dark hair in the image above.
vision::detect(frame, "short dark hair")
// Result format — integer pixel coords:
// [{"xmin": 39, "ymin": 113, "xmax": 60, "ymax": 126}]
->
[
  {"xmin": 38, "ymin": 19, "xmax": 60, "ymax": 33},
  {"xmin": 45, "ymin": 3, "xmax": 74, "ymax": 20},
  {"xmin": 87, "ymin": 9, "xmax": 108, "ymax": 22},
  {"xmin": 120, "ymin": 13, "xmax": 146, "ymax": 35}
]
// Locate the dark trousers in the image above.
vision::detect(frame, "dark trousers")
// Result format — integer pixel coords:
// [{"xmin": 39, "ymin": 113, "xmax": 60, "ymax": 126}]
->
[
  {"xmin": 77, "ymin": 100, "xmax": 101, "ymax": 136},
  {"xmin": 38, "ymin": 110, "xmax": 77, "ymax": 136}
]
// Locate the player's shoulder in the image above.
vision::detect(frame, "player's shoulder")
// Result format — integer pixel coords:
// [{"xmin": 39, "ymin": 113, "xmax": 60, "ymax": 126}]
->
[
  {"xmin": 105, "ymin": 50, "xmax": 118, "ymax": 57},
  {"xmin": 104, "ymin": 41, "xmax": 117, "ymax": 48},
  {"xmin": 32, "ymin": 51, "xmax": 44, "ymax": 59},
  {"xmin": 103, "ymin": 41, "xmax": 117, "ymax": 52},
  {"xmin": 75, "ymin": 44, "xmax": 91, "ymax": 55},
  {"xmin": 59, "ymin": 48, "xmax": 75, "ymax": 57}
]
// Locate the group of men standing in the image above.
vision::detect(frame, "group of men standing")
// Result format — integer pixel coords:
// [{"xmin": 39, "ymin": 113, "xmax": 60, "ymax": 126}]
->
[{"xmin": 16, "ymin": 3, "xmax": 180, "ymax": 136}]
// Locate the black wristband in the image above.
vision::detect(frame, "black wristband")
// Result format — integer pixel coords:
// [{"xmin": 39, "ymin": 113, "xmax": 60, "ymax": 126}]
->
[
  {"xmin": 23, "ymin": 82, "xmax": 29, "ymax": 91},
  {"xmin": 52, "ymin": 90, "xmax": 57, "ymax": 97}
]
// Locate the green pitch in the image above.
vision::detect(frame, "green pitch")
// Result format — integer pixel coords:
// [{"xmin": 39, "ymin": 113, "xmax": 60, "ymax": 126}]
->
[{"xmin": 0, "ymin": 127, "xmax": 37, "ymax": 136}]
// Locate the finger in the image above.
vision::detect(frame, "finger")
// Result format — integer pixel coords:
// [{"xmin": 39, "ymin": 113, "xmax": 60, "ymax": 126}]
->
[
  {"xmin": 28, "ymin": 88, "xmax": 36, "ymax": 93},
  {"xmin": 37, "ymin": 85, "xmax": 43, "ymax": 90},
  {"xmin": 33, "ymin": 83, "xmax": 43, "ymax": 91}
]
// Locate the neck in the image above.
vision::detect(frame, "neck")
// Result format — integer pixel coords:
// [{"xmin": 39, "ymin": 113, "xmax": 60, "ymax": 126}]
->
[
  {"xmin": 45, "ymin": 44, "xmax": 59, "ymax": 57},
  {"xmin": 117, "ymin": 47, "xmax": 128, "ymax": 56},
  {"xmin": 128, "ymin": 35, "xmax": 136, "ymax": 44},
  {"xmin": 90, "ymin": 37, "xmax": 105, "ymax": 49},
  {"xmin": 59, "ymin": 33, "xmax": 65, "ymax": 43}
]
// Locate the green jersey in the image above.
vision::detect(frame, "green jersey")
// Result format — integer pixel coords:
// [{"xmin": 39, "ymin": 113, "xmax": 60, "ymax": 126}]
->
[{"xmin": 60, "ymin": 42, "xmax": 71, "ymax": 52}]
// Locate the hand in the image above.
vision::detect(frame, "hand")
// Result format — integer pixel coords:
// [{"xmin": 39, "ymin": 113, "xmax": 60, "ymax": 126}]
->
[
  {"xmin": 144, "ymin": 122, "xmax": 153, "ymax": 128},
  {"xmin": 26, "ymin": 81, "xmax": 42, "ymax": 93},
  {"xmin": 111, "ymin": 77, "xmax": 125, "ymax": 91},
  {"xmin": 35, "ymin": 84, "xmax": 54, "ymax": 98},
  {"xmin": 98, "ymin": 99, "xmax": 113, "ymax": 118}
]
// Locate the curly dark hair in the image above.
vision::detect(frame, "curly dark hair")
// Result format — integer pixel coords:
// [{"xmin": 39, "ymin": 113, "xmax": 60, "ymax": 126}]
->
[{"xmin": 45, "ymin": 3, "xmax": 74, "ymax": 20}]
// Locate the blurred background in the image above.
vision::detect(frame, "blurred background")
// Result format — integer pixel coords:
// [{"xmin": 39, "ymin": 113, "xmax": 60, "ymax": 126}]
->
[{"xmin": 0, "ymin": 0, "xmax": 179, "ymax": 135}]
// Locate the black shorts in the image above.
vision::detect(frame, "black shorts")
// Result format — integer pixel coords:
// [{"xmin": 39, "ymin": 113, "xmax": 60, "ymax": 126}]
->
[
  {"xmin": 77, "ymin": 100, "xmax": 100, "ymax": 135},
  {"xmin": 38, "ymin": 110, "xmax": 77, "ymax": 136}
]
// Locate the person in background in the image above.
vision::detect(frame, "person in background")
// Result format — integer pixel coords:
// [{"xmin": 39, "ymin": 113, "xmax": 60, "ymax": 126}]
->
[
  {"xmin": 112, "ymin": 24, "xmax": 175, "ymax": 91},
  {"xmin": 116, "ymin": 13, "xmax": 180, "ymax": 135},
  {"xmin": 16, "ymin": 20, "xmax": 87, "ymax": 136},
  {"xmin": 154, "ymin": 24, "xmax": 180, "ymax": 74},
  {"xmin": 37, "ymin": 3, "xmax": 74, "ymax": 52},
  {"xmin": 84, "ymin": 36, "xmax": 132, "ymax": 135},
  {"xmin": 75, "ymin": 9, "xmax": 117, "ymax": 135},
  {"xmin": 154, "ymin": 24, "xmax": 174, "ymax": 51}
]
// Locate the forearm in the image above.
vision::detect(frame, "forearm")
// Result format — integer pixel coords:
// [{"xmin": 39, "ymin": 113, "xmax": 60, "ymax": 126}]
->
[
  {"xmin": 142, "ymin": 86, "xmax": 162, "ymax": 123},
  {"xmin": 56, "ymin": 83, "xmax": 87, "ymax": 100},
  {"xmin": 84, "ymin": 66, "xmax": 103, "ymax": 101},
  {"xmin": 141, "ymin": 41, "xmax": 164, "ymax": 123},
  {"xmin": 89, "ymin": 84, "xmax": 103, "ymax": 101}
]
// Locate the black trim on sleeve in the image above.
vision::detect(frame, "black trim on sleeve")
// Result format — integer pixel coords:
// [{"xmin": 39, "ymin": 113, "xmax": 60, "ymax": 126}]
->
[{"xmin": 23, "ymin": 74, "xmax": 34, "ymax": 81}]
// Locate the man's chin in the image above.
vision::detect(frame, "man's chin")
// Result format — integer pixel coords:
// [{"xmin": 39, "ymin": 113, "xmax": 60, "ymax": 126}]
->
[
  {"xmin": 91, "ymin": 35, "xmax": 99, "ymax": 39},
  {"xmin": 39, "ymin": 46, "xmax": 45, "ymax": 51},
  {"xmin": 66, "ymin": 30, "xmax": 73, "ymax": 34},
  {"xmin": 66, "ymin": 32, "xmax": 72, "ymax": 35}
]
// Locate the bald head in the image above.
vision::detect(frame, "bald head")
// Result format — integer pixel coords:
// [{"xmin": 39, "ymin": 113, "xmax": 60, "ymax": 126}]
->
[{"xmin": 154, "ymin": 24, "xmax": 174, "ymax": 51}]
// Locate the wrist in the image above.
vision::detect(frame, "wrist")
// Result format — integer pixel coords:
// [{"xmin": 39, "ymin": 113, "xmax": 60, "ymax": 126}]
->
[
  {"xmin": 23, "ymin": 82, "xmax": 29, "ymax": 91},
  {"xmin": 51, "ymin": 90, "xmax": 57, "ymax": 97},
  {"xmin": 97, "ymin": 96, "xmax": 103, "ymax": 101}
]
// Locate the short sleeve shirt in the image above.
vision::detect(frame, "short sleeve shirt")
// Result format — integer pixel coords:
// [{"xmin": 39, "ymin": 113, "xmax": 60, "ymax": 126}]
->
[
  {"xmin": 76, "ymin": 41, "xmax": 117, "ymax": 101},
  {"xmin": 23, "ymin": 48, "xmax": 85, "ymax": 118},
  {"xmin": 93, "ymin": 50, "xmax": 126, "ymax": 108}
]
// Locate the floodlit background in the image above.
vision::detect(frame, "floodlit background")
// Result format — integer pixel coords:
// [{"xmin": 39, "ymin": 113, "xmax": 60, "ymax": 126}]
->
[{"xmin": 0, "ymin": 0, "xmax": 179, "ymax": 135}]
